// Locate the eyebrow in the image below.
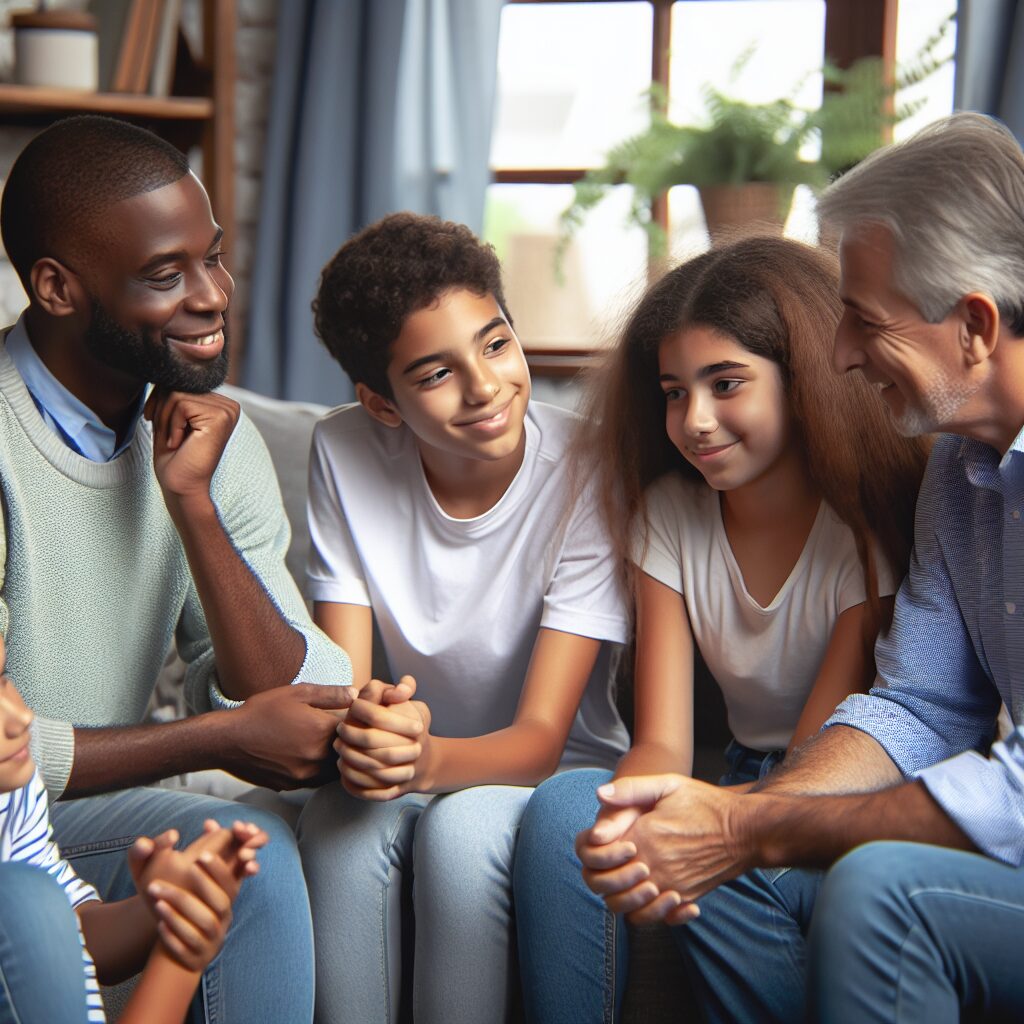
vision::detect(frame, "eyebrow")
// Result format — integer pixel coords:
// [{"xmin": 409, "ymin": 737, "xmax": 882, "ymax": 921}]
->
[
  {"xmin": 659, "ymin": 360, "xmax": 748, "ymax": 384},
  {"xmin": 400, "ymin": 316, "xmax": 510, "ymax": 376},
  {"xmin": 137, "ymin": 226, "xmax": 224, "ymax": 276}
]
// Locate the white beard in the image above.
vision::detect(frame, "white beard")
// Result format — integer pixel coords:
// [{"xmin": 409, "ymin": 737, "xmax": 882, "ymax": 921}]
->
[{"xmin": 893, "ymin": 367, "xmax": 980, "ymax": 437}]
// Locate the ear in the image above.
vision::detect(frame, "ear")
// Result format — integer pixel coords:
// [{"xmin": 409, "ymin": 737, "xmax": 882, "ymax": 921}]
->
[
  {"xmin": 958, "ymin": 292, "xmax": 1000, "ymax": 367},
  {"xmin": 356, "ymin": 382, "xmax": 403, "ymax": 428},
  {"xmin": 29, "ymin": 258, "xmax": 85, "ymax": 318}
]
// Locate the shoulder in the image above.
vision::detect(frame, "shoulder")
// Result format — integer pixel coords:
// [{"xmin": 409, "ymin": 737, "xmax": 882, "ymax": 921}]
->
[
  {"xmin": 645, "ymin": 472, "xmax": 711, "ymax": 529},
  {"xmin": 312, "ymin": 403, "xmax": 400, "ymax": 455},
  {"xmin": 525, "ymin": 401, "xmax": 580, "ymax": 463}
]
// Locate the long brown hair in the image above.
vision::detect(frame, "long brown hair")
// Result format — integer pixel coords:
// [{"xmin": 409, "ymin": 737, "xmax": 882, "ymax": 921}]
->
[{"xmin": 578, "ymin": 235, "xmax": 929, "ymax": 631}]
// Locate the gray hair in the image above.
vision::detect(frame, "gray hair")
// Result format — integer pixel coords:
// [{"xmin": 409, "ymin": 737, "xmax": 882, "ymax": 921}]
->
[{"xmin": 816, "ymin": 112, "xmax": 1024, "ymax": 334}]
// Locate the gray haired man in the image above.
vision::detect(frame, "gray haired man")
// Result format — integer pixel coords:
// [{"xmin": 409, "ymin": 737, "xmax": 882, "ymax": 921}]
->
[{"xmin": 577, "ymin": 112, "xmax": 1024, "ymax": 1023}]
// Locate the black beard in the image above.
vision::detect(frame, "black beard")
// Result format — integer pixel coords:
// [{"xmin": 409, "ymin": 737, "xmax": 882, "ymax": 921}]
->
[{"xmin": 84, "ymin": 300, "xmax": 229, "ymax": 394}]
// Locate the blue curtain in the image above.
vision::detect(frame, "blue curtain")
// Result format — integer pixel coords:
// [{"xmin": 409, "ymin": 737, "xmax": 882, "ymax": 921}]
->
[
  {"xmin": 955, "ymin": 0, "xmax": 1024, "ymax": 142},
  {"xmin": 243, "ymin": 0, "xmax": 505, "ymax": 405}
]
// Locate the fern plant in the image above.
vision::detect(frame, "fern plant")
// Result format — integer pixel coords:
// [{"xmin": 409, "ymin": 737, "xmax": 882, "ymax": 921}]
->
[{"xmin": 558, "ymin": 15, "xmax": 953, "ymax": 260}]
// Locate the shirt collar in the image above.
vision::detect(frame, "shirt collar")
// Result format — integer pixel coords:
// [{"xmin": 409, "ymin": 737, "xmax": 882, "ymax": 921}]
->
[{"xmin": 5, "ymin": 314, "xmax": 146, "ymax": 462}]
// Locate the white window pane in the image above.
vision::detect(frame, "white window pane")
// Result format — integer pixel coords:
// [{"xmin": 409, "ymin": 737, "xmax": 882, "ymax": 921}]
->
[
  {"xmin": 669, "ymin": 1, "xmax": 826, "ymax": 129},
  {"xmin": 490, "ymin": 3, "xmax": 653, "ymax": 169},
  {"xmin": 894, "ymin": 1, "xmax": 956, "ymax": 141},
  {"xmin": 484, "ymin": 183, "xmax": 648, "ymax": 350}
]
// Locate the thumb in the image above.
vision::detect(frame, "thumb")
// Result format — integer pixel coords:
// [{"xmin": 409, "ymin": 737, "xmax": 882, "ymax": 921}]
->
[
  {"xmin": 383, "ymin": 675, "xmax": 417, "ymax": 705},
  {"xmin": 294, "ymin": 683, "xmax": 359, "ymax": 709},
  {"xmin": 596, "ymin": 773, "xmax": 682, "ymax": 810}
]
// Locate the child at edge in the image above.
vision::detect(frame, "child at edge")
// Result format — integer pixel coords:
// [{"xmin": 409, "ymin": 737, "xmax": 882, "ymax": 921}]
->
[
  {"xmin": 295, "ymin": 212, "xmax": 630, "ymax": 1024},
  {"xmin": 512, "ymin": 236, "xmax": 930, "ymax": 1023},
  {"xmin": 0, "ymin": 631, "xmax": 266, "ymax": 1024}
]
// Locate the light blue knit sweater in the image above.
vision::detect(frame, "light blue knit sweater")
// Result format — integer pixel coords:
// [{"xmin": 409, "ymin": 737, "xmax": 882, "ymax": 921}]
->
[{"xmin": 0, "ymin": 344, "xmax": 352, "ymax": 796}]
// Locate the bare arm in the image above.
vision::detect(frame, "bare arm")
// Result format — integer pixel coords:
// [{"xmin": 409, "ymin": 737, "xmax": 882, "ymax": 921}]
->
[
  {"xmin": 147, "ymin": 390, "xmax": 305, "ymax": 700},
  {"xmin": 314, "ymin": 602, "xmax": 374, "ymax": 689},
  {"xmin": 785, "ymin": 599, "xmax": 890, "ymax": 753},
  {"xmin": 339, "ymin": 627, "xmax": 603, "ymax": 795},
  {"xmin": 615, "ymin": 571, "xmax": 694, "ymax": 780},
  {"xmin": 65, "ymin": 683, "xmax": 355, "ymax": 797}
]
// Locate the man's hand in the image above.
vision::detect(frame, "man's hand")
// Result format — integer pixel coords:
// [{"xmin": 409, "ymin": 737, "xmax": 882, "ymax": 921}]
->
[
  {"xmin": 335, "ymin": 675, "xmax": 431, "ymax": 800},
  {"xmin": 579, "ymin": 774, "xmax": 756, "ymax": 926},
  {"xmin": 144, "ymin": 389, "xmax": 239, "ymax": 509},
  {"xmin": 218, "ymin": 683, "xmax": 357, "ymax": 789}
]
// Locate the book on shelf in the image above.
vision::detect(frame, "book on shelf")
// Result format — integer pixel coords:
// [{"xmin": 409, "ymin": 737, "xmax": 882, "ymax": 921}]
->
[{"xmin": 90, "ymin": 0, "xmax": 182, "ymax": 97}]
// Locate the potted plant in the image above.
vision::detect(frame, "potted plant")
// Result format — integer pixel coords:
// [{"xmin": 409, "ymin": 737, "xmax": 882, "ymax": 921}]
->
[{"xmin": 559, "ymin": 20, "xmax": 952, "ymax": 256}]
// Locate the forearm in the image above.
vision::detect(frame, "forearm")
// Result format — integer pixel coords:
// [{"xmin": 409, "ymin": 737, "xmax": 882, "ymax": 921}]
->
[
  {"xmin": 422, "ymin": 720, "xmax": 566, "ymax": 793},
  {"xmin": 754, "ymin": 724, "xmax": 903, "ymax": 796},
  {"xmin": 616, "ymin": 740, "xmax": 691, "ymax": 780},
  {"xmin": 66, "ymin": 714, "xmax": 229, "ymax": 797},
  {"xmin": 170, "ymin": 496, "xmax": 305, "ymax": 699},
  {"xmin": 747, "ymin": 779, "xmax": 976, "ymax": 870},
  {"xmin": 78, "ymin": 897, "xmax": 156, "ymax": 985},
  {"xmin": 117, "ymin": 945, "xmax": 201, "ymax": 1024}
]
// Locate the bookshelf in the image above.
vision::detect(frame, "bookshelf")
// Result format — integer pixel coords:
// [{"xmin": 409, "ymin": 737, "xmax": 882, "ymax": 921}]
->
[{"xmin": 0, "ymin": 0, "xmax": 237, "ymax": 262}]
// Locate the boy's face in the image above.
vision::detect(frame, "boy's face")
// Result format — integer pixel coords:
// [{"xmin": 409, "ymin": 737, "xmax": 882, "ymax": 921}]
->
[
  {"xmin": 0, "ymin": 636, "xmax": 35, "ymax": 792},
  {"xmin": 364, "ymin": 288, "xmax": 531, "ymax": 473}
]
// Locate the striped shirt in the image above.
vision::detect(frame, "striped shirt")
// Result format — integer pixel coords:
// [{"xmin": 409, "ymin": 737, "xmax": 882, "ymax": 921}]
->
[
  {"xmin": 1, "ymin": 770, "xmax": 105, "ymax": 1021},
  {"xmin": 827, "ymin": 429, "xmax": 1024, "ymax": 864}
]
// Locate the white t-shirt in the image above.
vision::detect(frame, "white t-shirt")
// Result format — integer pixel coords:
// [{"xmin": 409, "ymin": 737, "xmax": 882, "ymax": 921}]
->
[
  {"xmin": 306, "ymin": 402, "xmax": 630, "ymax": 769},
  {"xmin": 637, "ymin": 474, "xmax": 897, "ymax": 752}
]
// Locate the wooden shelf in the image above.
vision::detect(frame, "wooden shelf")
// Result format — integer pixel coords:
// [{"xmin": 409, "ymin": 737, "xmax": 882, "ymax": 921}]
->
[{"xmin": 0, "ymin": 83, "xmax": 212, "ymax": 119}]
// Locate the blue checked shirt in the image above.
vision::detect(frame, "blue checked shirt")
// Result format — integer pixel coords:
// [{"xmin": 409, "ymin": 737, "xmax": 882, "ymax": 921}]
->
[{"xmin": 826, "ymin": 429, "xmax": 1024, "ymax": 865}]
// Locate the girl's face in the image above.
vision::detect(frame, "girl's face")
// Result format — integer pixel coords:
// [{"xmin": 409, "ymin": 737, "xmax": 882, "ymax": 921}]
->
[
  {"xmin": 0, "ymin": 635, "xmax": 35, "ymax": 793},
  {"xmin": 658, "ymin": 325, "xmax": 792, "ymax": 493}
]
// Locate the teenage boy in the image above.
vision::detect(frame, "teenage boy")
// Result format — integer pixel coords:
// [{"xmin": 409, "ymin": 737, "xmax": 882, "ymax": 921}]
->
[
  {"xmin": 296, "ymin": 212, "xmax": 629, "ymax": 1024},
  {"xmin": 0, "ymin": 115, "xmax": 355, "ymax": 1022}
]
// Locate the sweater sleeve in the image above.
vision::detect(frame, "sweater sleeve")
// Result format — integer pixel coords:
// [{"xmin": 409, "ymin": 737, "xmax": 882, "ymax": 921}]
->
[{"xmin": 181, "ymin": 413, "xmax": 352, "ymax": 714}]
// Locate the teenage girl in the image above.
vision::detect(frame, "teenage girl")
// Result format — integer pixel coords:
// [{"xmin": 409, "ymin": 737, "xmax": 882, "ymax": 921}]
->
[{"xmin": 512, "ymin": 235, "xmax": 929, "ymax": 1022}]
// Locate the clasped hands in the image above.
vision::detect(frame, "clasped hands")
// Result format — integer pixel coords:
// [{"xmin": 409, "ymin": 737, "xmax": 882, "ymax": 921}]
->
[
  {"xmin": 576, "ymin": 773, "xmax": 755, "ymax": 926},
  {"xmin": 128, "ymin": 818, "xmax": 268, "ymax": 971},
  {"xmin": 333, "ymin": 676, "xmax": 432, "ymax": 800}
]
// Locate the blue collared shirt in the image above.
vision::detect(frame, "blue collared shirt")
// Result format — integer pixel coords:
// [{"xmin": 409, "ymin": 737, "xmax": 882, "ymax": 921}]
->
[
  {"xmin": 5, "ymin": 315, "xmax": 145, "ymax": 462},
  {"xmin": 826, "ymin": 428, "xmax": 1024, "ymax": 864}
]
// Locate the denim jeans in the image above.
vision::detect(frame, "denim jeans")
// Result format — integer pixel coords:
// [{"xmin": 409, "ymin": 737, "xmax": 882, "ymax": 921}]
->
[
  {"xmin": 677, "ymin": 842, "xmax": 1024, "ymax": 1023},
  {"xmin": 514, "ymin": 743, "xmax": 773, "ymax": 1024},
  {"xmin": 514, "ymin": 768, "xmax": 622, "ymax": 1024},
  {"xmin": 0, "ymin": 862, "xmax": 95, "ymax": 1024},
  {"xmin": 296, "ymin": 782, "xmax": 532, "ymax": 1024},
  {"xmin": 51, "ymin": 785, "xmax": 315, "ymax": 1024}
]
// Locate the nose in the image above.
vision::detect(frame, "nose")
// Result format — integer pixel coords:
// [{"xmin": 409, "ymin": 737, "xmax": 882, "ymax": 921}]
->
[
  {"xmin": 682, "ymin": 391, "xmax": 717, "ymax": 438},
  {"xmin": 1, "ymin": 694, "xmax": 33, "ymax": 739},
  {"xmin": 832, "ymin": 316, "xmax": 864, "ymax": 375},
  {"xmin": 464, "ymin": 361, "xmax": 501, "ymax": 405},
  {"xmin": 187, "ymin": 261, "xmax": 233, "ymax": 317}
]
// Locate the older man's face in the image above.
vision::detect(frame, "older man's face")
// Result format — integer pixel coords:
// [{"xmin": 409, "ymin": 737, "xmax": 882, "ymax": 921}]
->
[{"xmin": 833, "ymin": 223, "xmax": 976, "ymax": 436}]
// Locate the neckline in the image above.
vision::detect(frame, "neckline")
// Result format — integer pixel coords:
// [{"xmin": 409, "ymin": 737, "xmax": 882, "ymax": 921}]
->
[{"xmin": 713, "ymin": 495, "xmax": 826, "ymax": 613}]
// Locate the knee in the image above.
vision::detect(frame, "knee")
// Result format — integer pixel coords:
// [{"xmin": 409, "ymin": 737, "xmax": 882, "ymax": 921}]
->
[
  {"xmin": 521, "ymin": 769, "xmax": 611, "ymax": 843},
  {"xmin": 0, "ymin": 862, "xmax": 80, "ymax": 944},
  {"xmin": 819, "ymin": 842, "xmax": 909, "ymax": 918}
]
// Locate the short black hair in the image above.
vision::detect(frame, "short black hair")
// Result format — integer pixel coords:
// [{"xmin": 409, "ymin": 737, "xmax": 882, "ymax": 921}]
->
[
  {"xmin": 1, "ymin": 115, "xmax": 190, "ymax": 287},
  {"xmin": 313, "ymin": 212, "xmax": 509, "ymax": 398}
]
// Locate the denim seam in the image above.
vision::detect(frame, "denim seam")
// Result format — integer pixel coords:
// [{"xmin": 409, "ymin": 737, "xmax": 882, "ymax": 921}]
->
[
  {"xmin": 381, "ymin": 802, "xmax": 424, "ymax": 1024},
  {"xmin": 0, "ymin": 965, "xmax": 24, "ymax": 1024},
  {"xmin": 602, "ymin": 907, "xmax": 616, "ymax": 1024},
  {"xmin": 60, "ymin": 835, "xmax": 140, "ymax": 859}
]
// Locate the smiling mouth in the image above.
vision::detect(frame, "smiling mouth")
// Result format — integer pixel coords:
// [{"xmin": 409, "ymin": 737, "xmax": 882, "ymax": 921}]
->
[
  {"xmin": 455, "ymin": 398, "xmax": 514, "ymax": 429},
  {"xmin": 167, "ymin": 330, "xmax": 225, "ymax": 359},
  {"xmin": 0, "ymin": 742, "xmax": 29, "ymax": 765},
  {"xmin": 690, "ymin": 442, "xmax": 736, "ymax": 460}
]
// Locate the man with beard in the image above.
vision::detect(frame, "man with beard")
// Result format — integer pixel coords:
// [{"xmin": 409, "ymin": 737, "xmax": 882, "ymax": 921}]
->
[
  {"xmin": 577, "ymin": 112, "xmax": 1024, "ymax": 1023},
  {"xmin": 0, "ymin": 115, "xmax": 355, "ymax": 1022}
]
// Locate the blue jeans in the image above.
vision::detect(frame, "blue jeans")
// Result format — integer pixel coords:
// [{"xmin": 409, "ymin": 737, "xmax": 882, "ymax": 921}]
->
[
  {"xmin": 51, "ymin": 785, "xmax": 315, "ymax": 1024},
  {"xmin": 677, "ymin": 842, "xmax": 1024, "ymax": 1023},
  {"xmin": 514, "ymin": 768, "xmax": 623, "ymax": 1024},
  {"xmin": 0, "ymin": 862, "xmax": 95, "ymax": 1024},
  {"xmin": 296, "ymin": 782, "xmax": 532, "ymax": 1024},
  {"xmin": 514, "ymin": 746, "xmax": 773, "ymax": 1024}
]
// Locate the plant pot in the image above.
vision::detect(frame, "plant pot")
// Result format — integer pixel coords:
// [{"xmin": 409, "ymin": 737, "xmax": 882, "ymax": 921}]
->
[{"xmin": 697, "ymin": 183, "xmax": 793, "ymax": 242}]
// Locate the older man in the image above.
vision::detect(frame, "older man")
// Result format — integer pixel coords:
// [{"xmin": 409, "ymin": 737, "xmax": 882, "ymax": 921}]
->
[{"xmin": 579, "ymin": 112, "xmax": 1024, "ymax": 1022}]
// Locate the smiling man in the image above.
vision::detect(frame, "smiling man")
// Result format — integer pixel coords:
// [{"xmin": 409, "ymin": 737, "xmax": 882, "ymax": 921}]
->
[
  {"xmin": 576, "ymin": 112, "xmax": 1024, "ymax": 1023},
  {"xmin": 0, "ymin": 116, "xmax": 355, "ymax": 1022}
]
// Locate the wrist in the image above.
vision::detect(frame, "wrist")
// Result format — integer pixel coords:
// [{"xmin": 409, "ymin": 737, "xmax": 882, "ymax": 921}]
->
[
  {"xmin": 163, "ymin": 490, "xmax": 218, "ymax": 528},
  {"xmin": 194, "ymin": 710, "xmax": 236, "ymax": 773},
  {"xmin": 739, "ymin": 793, "xmax": 793, "ymax": 868}
]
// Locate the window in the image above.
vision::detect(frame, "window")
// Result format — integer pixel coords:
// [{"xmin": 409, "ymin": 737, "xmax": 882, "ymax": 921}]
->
[{"xmin": 487, "ymin": 0, "xmax": 956, "ymax": 367}]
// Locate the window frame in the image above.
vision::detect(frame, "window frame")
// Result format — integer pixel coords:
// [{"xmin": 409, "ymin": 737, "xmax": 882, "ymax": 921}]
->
[{"xmin": 492, "ymin": 0, "xmax": 897, "ymax": 373}]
